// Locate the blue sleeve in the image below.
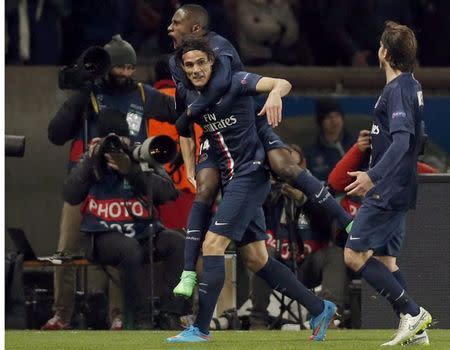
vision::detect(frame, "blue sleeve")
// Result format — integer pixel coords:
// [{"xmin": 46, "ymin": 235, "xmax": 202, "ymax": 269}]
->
[
  {"xmin": 367, "ymin": 131, "xmax": 410, "ymax": 182},
  {"xmin": 188, "ymin": 55, "xmax": 233, "ymax": 117},
  {"xmin": 388, "ymin": 86, "xmax": 415, "ymax": 136},
  {"xmin": 234, "ymin": 72, "xmax": 263, "ymax": 96},
  {"xmin": 175, "ymin": 82, "xmax": 187, "ymax": 116}
]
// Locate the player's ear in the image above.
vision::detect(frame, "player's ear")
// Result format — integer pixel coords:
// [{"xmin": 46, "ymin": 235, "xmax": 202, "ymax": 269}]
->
[
  {"xmin": 209, "ymin": 54, "xmax": 215, "ymax": 65},
  {"xmin": 381, "ymin": 47, "xmax": 389, "ymax": 61},
  {"xmin": 192, "ymin": 24, "xmax": 201, "ymax": 33}
]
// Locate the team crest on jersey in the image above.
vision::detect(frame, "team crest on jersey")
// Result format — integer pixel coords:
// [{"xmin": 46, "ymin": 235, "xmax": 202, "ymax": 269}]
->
[
  {"xmin": 371, "ymin": 123, "xmax": 380, "ymax": 135},
  {"xmin": 240, "ymin": 72, "xmax": 250, "ymax": 85},
  {"xmin": 199, "ymin": 152, "xmax": 208, "ymax": 163}
]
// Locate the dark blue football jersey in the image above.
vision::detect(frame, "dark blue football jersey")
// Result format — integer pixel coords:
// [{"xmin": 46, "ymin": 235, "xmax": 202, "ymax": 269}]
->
[
  {"xmin": 366, "ymin": 73, "xmax": 424, "ymax": 210},
  {"xmin": 186, "ymin": 72, "xmax": 267, "ymax": 184}
]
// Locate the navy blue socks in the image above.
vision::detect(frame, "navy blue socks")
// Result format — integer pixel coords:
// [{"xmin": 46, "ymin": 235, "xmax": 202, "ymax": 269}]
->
[
  {"xmin": 194, "ymin": 255, "xmax": 225, "ymax": 333},
  {"xmin": 294, "ymin": 171, "xmax": 352, "ymax": 229},
  {"xmin": 184, "ymin": 201, "xmax": 211, "ymax": 271},
  {"xmin": 256, "ymin": 257, "xmax": 324, "ymax": 316},
  {"xmin": 359, "ymin": 258, "xmax": 419, "ymax": 316}
]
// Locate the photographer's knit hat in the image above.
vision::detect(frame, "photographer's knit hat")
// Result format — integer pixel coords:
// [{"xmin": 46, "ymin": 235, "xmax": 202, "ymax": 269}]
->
[
  {"xmin": 315, "ymin": 97, "xmax": 344, "ymax": 125},
  {"xmin": 104, "ymin": 34, "xmax": 137, "ymax": 67},
  {"xmin": 97, "ymin": 108, "xmax": 129, "ymax": 137}
]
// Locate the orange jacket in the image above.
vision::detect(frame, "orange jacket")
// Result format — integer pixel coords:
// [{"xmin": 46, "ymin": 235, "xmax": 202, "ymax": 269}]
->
[{"xmin": 147, "ymin": 80, "xmax": 203, "ymax": 193}]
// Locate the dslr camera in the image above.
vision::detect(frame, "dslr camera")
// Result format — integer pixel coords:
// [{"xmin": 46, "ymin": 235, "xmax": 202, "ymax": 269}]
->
[{"xmin": 93, "ymin": 134, "xmax": 177, "ymax": 179}]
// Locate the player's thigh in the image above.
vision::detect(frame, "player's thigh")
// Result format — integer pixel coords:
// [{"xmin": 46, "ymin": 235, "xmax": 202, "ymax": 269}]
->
[
  {"xmin": 195, "ymin": 167, "xmax": 220, "ymax": 205},
  {"xmin": 255, "ymin": 116, "xmax": 288, "ymax": 152},
  {"xmin": 209, "ymin": 170, "xmax": 270, "ymax": 241},
  {"xmin": 346, "ymin": 204, "xmax": 405, "ymax": 253}
]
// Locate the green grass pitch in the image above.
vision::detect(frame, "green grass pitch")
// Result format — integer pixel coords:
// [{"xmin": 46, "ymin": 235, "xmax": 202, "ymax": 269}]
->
[{"xmin": 5, "ymin": 330, "xmax": 450, "ymax": 350}]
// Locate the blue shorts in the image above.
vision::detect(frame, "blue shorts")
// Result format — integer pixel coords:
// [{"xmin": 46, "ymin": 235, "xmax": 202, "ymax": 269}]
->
[
  {"xmin": 346, "ymin": 203, "xmax": 406, "ymax": 257},
  {"xmin": 209, "ymin": 168, "xmax": 270, "ymax": 245},
  {"xmin": 255, "ymin": 117, "xmax": 289, "ymax": 152}
]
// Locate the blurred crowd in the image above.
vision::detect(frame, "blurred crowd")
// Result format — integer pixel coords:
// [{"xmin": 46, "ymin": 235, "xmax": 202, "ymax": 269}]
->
[{"xmin": 5, "ymin": 0, "xmax": 450, "ymax": 67}]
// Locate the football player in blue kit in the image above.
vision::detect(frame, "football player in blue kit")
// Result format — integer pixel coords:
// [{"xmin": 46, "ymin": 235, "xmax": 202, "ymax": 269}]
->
[
  {"xmin": 167, "ymin": 4, "xmax": 353, "ymax": 298},
  {"xmin": 343, "ymin": 21, "xmax": 432, "ymax": 346},
  {"xmin": 166, "ymin": 38, "xmax": 337, "ymax": 343}
]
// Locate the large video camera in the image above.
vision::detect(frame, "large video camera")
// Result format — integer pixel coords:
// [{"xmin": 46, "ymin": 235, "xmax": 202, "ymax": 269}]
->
[
  {"xmin": 93, "ymin": 134, "xmax": 177, "ymax": 179},
  {"xmin": 59, "ymin": 46, "xmax": 111, "ymax": 90},
  {"xmin": 5, "ymin": 135, "xmax": 25, "ymax": 158}
]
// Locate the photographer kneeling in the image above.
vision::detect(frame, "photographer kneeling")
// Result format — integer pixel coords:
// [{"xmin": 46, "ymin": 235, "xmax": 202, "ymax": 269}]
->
[{"xmin": 63, "ymin": 108, "xmax": 189, "ymax": 329}]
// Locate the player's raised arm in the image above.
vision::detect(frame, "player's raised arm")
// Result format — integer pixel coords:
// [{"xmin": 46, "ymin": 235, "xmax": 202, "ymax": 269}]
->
[{"xmin": 255, "ymin": 77, "xmax": 292, "ymax": 127}]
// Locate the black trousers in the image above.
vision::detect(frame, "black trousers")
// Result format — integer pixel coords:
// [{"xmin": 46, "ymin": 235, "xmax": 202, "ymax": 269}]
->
[{"xmin": 89, "ymin": 229, "xmax": 188, "ymax": 319}]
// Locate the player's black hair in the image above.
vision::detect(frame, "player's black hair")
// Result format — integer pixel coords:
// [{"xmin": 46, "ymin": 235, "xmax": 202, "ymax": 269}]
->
[
  {"xmin": 381, "ymin": 21, "xmax": 417, "ymax": 72},
  {"xmin": 180, "ymin": 4, "xmax": 210, "ymax": 30},
  {"xmin": 175, "ymin": 37, "xmax": 215, "ymax": 67}
]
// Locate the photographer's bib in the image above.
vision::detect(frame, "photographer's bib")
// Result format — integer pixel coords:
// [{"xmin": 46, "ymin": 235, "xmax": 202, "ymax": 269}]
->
[{"xmin": 80, "ymin": 175, "xmax": 151, "ymax": 238}]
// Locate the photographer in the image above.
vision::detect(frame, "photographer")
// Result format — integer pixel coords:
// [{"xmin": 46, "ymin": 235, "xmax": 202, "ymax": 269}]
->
[
  {"xmin": 250, "ymin": 145, "xmax": 350, "ymax": 329},
  {"xmin": 63, "ymin": 108, "xmax": 188, "ymax": 329},
  {"xmin": 43, "ymin": 34, "xmax": 177, "ymax": 330}
]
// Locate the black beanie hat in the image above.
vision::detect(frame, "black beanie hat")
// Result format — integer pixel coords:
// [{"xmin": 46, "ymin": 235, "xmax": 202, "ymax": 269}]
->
[
  {"xmin": 104, "ymin": 34, "xmax": 137, "ymax": 67},
  {"xmin": 97, "ymin": 108, "xmax": 129, "ymax": 137},
  {"xmin": 315, "ymin": 97, "xmax": 344, "ymax": 125}
]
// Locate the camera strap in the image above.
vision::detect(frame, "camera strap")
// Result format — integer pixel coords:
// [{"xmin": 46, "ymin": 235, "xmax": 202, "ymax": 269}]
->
[
  {"xmin": 89, "ymin": 83, "xmax": 145, "ymax": 116},
  {"xmin": 90, "ymin": 92, "xmax": 99, "ymax": 114}
]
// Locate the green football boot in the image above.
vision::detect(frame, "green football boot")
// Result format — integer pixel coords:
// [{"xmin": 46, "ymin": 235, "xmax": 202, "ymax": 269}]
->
[
  {"xmin": 173, "ymin": 270, "xmax": 197, "ymax": 298},
  {"xmin": 345, "ymin": 220, "xmax": 353, "ymax": 234}
]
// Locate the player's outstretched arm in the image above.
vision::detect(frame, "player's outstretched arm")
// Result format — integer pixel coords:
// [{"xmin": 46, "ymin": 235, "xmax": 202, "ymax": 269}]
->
[
  {"xmin": 179, "ymin": 135, "xmax": 197, "ymax": 189},
  {"xmin": 256, "ymin": 77, "xmax": 292, "ymax": 127}
]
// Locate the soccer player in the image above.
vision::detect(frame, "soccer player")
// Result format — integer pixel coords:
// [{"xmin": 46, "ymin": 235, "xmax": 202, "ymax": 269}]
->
[
  {"xmin": 167, "ymin": 4, "xmax": 353, "ymax": 298},
  {"xmin": 343, "ymin": 21, "xmax": 432, "ymax": 346},
  {"xmin": 167, "ymin": 38, "xmax": 336, "ymax": 343}
]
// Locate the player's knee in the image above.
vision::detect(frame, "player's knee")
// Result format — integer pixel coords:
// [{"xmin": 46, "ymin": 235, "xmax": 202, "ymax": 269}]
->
[
  {"xmin": 202, "ymin": 235, "xmax": 227, "ymax": 256},
  {"xmin": 344, "ymin": 248, "xmax": 362, "ymax": 271},
  {"xmin": 242, "ymin": 252, "xmax": 268, "ymax": 272},
  {"xmin": 373, "ymin": 256, "xmax": 398, "ymax": 272},
  {"xmin": 269, "ymin": 151, "xmax": 301, "ymax": 182}
]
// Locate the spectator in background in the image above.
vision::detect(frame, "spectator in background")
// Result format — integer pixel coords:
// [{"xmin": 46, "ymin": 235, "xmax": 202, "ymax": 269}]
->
[
  {"xmin": 300, "ymin": 0, "xmax": 414, "ymax": 66},
  {"xmin": 60, "ymin": 0, "xmax": 159, "ymax": 65},
  {"xmin": 6, "ymin": 0, "xmax": 69, "ymax": 64},
  {"xmin": 328, "ymin": 129, "xmax": 438, "ymax": 219},
  {"xmin": 234, "ymin": 0, "xmax": 308, "ymax": 65},
  {"xmin": 413, "ymin": 0, "xmax": 450, "ymax": 66},
  {"xmin": 304, "ymin": 98, "xmax": 354, "ymax": 182},
  {"xmin": 250, "ymin": 145, "xmax": 349, "ymax": 329}
]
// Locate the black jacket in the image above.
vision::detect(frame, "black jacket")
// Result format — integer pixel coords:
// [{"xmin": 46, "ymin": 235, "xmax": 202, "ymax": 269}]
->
[{"xmin": 48, "ymin": 81, "xmax": 177, "ymax": 146}]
